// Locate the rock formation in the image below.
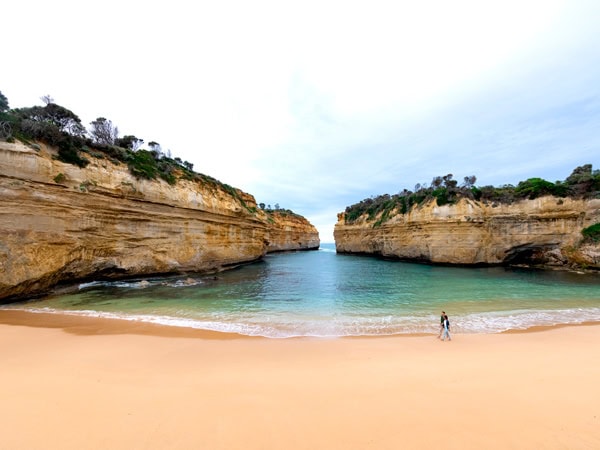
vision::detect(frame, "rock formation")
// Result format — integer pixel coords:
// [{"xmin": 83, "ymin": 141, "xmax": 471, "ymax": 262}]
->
[
  {"xmin": 265, "ymin": 210, "xmax": 320, "ymax": 253},
  {"xmin": 0, "ymin": 141, "xmax": 319, "ymax": 302},
  {"xmin": 334, "ymin": 197, "xmax": 600, "ymax": 269}
]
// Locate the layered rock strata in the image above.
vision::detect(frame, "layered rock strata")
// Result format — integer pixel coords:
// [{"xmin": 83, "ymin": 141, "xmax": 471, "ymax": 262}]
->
[
  {"xmin": 265, "ymin": 211, "xmax": 320, "ymax": 252},
  {"xmin": 0, "ymin": 142, "xmax": 319, "ymax": 302},
  {"xmin": 334, "ymin": 197, "xmax": 600, "ymax": 269}
]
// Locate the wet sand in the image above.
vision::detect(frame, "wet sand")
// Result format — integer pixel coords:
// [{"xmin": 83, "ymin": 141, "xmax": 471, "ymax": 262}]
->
[{"xmin": 1, "ymin": 310, "xmax": 599, "ymax": 449}]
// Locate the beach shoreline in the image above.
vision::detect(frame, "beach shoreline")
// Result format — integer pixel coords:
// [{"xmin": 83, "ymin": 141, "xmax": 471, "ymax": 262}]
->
[
  {"xmin": 1, "ymin": 309, "xmax": 599, "ymax": 449},
  {"xmin": 1, "ymin": 308, "xmax": 599, "ymax": 339}
]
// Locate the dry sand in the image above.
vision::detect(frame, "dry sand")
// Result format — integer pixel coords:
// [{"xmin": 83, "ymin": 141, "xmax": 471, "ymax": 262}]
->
[{"xmin": 0, "ymin": 310, "xmax": 599, "ymax": 450}]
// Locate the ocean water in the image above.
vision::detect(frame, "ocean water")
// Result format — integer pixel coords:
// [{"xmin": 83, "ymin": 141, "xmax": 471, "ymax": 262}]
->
[{"xmin": 3, "ymin": 243, "xmax": 599, "ymax": 337}]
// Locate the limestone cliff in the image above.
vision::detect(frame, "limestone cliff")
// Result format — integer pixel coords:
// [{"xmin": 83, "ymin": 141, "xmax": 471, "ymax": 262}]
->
[
  {"xmin": 0, "ymin": 141, "xmax": 319, "ymax": 302},
  {"xmin": 334, "ymin": 197, "xmax": 600, "ymax": 269},
  {"xmin": 265, "ymin": 211, "xmax": 321, "ymax": 252}
]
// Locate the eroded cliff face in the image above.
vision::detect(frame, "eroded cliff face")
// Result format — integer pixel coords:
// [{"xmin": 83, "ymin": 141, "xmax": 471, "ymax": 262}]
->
[
  {"xmin": 0, "ymin": 141, "xmax": 319, "ymax": 302},
  {"xmin": 265, "ymin": 211, "xmax": 320, "ymax": 252},
  {"xmin": 334, "ymin": 197, "xmax": 600, "ymax": 269}
]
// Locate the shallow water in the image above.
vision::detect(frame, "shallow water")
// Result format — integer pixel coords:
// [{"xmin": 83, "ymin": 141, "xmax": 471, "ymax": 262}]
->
[{"xmin": 3, "ymin": 243, "xmax": 599, "ymax": 337}]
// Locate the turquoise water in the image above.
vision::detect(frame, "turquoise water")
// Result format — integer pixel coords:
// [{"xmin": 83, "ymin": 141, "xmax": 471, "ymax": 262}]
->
[{"xmin": 3, "ymin": 243, "xmax": 599, "ymax": 337}]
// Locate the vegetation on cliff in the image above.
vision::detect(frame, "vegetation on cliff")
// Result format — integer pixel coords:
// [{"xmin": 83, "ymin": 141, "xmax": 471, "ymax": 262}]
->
[
  {"xmin": 0, "ymin": 91, "xmax": 299, "ymax": 216},
  {"xmin": 0, "ymin": 93, "xmax": 202, "ymax": 180},
  {"xmin": 344, "ymin": 166, "xmax": 600, "ymax": 227},
  {"xmin": 0, "ymin": 91, "xmax": 8, "ymax": 113},
  {"xmin": 260, "ymin": 207, "xmax": 307, "ymax": 224},
  {"xmin": 582, "ymin": 223, "xmax": 600, "ymax": 243},
  {"xmin": 257, "ymin": 202, "xmax": 304, "ymax": 218}
]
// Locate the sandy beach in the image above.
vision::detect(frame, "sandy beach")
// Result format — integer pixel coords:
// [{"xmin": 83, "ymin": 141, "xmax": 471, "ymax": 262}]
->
[{"xmin": 1, "ymin": 310, "xmax": 599, "ymax": 450}]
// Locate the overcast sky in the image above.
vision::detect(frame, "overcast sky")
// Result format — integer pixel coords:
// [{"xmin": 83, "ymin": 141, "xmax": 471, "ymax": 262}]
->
[{"xmin": 3, "ymin": 0, "xmax": 600, "ymax": 242}]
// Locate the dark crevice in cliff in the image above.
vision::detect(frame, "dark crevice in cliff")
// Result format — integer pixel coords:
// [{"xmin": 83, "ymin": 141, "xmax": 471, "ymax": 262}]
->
[{"xmin": 503, "ymin": 243, "xmax": 559, "ymax": 266}]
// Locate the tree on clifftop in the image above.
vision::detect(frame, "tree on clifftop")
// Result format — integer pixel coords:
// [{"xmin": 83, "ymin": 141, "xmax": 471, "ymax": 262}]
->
[
  {"xmin": 0, "ymin": 91, "xmax": 9, "ymax": 112},
  {"xmin": 40, "ymin": 94, "xmax": 55, "ymax": 105},
  {"xmin": 462, "ymin": 175, "xmax": 477, "ymax": 188},
  {"xmin": 89, "ymin": 117, "xmax": 119, "ymax": 145},
  {"xmin": 115, "ymin": 134, "xmax": 144, "ymax": 151},
  {"xmin": 148, "ymin": 141, "xmax": 162, "ymax": 153},
  {"xmin": 11, "ymin": 103, "xmax": 89, "ymax": 167},
  {"xmin": 13, "ymin": 103, "xmax": 87, "ymax": 139}
]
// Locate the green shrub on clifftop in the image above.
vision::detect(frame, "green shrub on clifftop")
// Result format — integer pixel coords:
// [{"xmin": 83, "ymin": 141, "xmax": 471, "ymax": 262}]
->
[
  {"xmin": 514, "ymin": 178, "xmax": 568, "ymax": 199},
  {"xmin": 127, "ymin": 150, "xmax": 158, "ymax": 180}
]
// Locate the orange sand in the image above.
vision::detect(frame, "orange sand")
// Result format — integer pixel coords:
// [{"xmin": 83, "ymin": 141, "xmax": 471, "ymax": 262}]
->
[{"xmin": 0, "ymin": 310, "xmax": 599, "ymax": 449}]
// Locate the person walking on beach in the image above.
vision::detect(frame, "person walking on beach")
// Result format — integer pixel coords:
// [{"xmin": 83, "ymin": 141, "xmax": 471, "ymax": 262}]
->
[
  {"xmin": 438, "ymin": 311, "xmax": 445, "ymax": 339},
  {"xmin": 441, "ymin": 313, "xmax": 451, "ymax": 341}
]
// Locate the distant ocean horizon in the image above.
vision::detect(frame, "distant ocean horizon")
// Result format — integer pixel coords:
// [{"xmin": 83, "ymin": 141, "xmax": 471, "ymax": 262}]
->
[{"xmin": 2, "ymin": 243, "xmax": 599, "ymax": 338}]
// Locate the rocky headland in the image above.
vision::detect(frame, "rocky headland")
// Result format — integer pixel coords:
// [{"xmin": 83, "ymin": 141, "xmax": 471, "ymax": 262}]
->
[
  {"xmin": 0, "ymin": 141, "xmax": 319, "ymax": 303},
  {"xmin": 335, "ymin": 181, "xmax": 600, "ymax": 271}
]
